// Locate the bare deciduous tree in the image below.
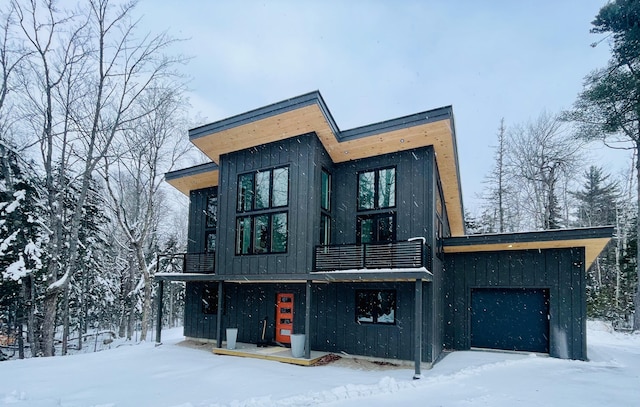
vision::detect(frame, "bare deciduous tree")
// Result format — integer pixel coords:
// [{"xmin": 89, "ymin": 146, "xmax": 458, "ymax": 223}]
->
[
  {"xmin": 507, "ymin": 112, "xmax": 582, "ymax": 230},
  {"xmin": 103, "ymin": 87, "xmax": 190, "ymax": 341},
  {"xmin": 14, "ymin": 0, "xmax": 184, "ymax": 355}
]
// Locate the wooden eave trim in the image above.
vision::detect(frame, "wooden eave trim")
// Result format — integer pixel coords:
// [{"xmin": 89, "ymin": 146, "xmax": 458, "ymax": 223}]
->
[
  {"xmin": 165, "ymin": 168, "xmax": 219, "ymax": 196},
  {"xmin": 188, "ymin": 101, "xmax": 464, "ymax": 235},
  {"xmin": 443, "ymin": 237, "xmax": 611, "ymax": 271}
]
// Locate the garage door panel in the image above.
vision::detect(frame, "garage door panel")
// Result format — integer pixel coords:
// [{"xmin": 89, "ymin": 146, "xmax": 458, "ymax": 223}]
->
[{"xmin": 471, "ymin": 288, "xmax": 549, "ymax": 353}]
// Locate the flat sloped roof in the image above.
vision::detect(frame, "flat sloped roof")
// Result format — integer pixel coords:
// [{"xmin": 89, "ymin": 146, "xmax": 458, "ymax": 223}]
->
[
  {"xmin": 168, "ymin": 91, "xmax": 465, "ymax": 236},
  {"xmin": 443, "ymin": 226, "xmax": 614, "ymax": 270}
]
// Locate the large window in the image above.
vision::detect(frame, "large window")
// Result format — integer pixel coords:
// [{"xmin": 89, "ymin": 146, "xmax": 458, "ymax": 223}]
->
[
  {"xmin": 355, "ymin": 289, "xmax": 396, "ymax": 325},
  {"xmin": 235, "ymin": 166, "xmax": 289, "ymax": 255},
  {"xmin": 237, "ymin": 166, "xmax": 289, "ymax": 211},
  {"xmin": 320, "ymin": 168, "xmax": 332, "ymax": 245},
  {"xmin": 358, "ymin": 167, "xmax": 396, "ymax": 211}
]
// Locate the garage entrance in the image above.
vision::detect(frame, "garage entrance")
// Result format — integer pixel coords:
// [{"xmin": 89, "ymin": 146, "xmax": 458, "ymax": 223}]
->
[{"xmin": 471, "ymin": 288, "xmax": 549, "ymax": 353}]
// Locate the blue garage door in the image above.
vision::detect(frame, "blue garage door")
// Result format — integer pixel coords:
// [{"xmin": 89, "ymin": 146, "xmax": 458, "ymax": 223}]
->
[{"xmin": 471, "ymin": 288, "xmax": 549, "ymax": 353}]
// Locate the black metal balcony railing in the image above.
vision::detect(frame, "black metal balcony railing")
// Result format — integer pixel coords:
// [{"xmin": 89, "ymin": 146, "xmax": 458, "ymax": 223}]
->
[
  {"xmin": 313, "ymin": 239, "xmax": 430, "ymax": 272},
  {"xmin": 157, "ymin": 252, "xmax": 215, "ymax": 274}
]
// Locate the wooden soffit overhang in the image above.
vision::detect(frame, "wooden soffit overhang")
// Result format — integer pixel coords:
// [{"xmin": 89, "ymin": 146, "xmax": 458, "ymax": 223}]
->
[
  {"xmin": 443, "ymin": 226, "xmax": 614, "ymax": 271},
  {"xmin": 165, "ymin": 162, "xmax": 219, "ymax": 196},
  {"xmin": 185, "ymin": 91, "xmax": 465, "ymax": 236}
]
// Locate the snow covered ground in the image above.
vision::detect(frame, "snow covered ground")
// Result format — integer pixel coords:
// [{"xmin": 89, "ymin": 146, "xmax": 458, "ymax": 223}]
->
[{"xmin": 0, "ymin": 321, "xmax": 638, "ymax": 407}]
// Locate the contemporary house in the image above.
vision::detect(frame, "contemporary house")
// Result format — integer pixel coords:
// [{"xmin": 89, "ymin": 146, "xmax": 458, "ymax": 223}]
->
[{"xmin": 156, "ymin": 91, "xmax": 612, "ymax": 377}]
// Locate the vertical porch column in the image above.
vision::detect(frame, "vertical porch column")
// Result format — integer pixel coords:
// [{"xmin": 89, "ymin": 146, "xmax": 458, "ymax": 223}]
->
[
  {"xmin": 414, "ymin": 278, "xmax": 423, "ymax": 379},
  {"xmin": 216, "ymin": 281, "xmax": 224, "ymax": 348},
  {"xmin": 305, "ymin": 280, "xmax": 312, "ymax": 359},
  {"xmin": 155, "ymin": 279, "xmax": 164, "ymax": 344}
]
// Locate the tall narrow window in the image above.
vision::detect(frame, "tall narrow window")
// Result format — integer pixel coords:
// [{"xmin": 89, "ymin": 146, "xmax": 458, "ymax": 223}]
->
[
  {"xmin": 320, "ymin": 214, "xmax": 331, "ymax": 245},
  {"xmin": 272, "ymin": 167, "xmax": 289, "ymax": 207},
  {"xmin": 254, "ymin": 171, "xmax": 271, "ymax": 209},
  {"xmin": 238, "ymin": 174, "xmax": 254, "ymax": 212},
  {"xmin": 358, "ymin": 171, "xmax": 375, "ymax": 210},
  {"xmin": 205, "ymin": 232, "xmax": 216, "ymax": 253},
  {"xmin": 271, "ymin": 213, "xmax": 288, "ymax": 253},
  {"xmin": 236, "ymin": 217, "xmax": 252, "ymax": 254},
  {"xmin": 378, "ymin": 167, "xmax": 396, "ymax": 208},
  {"xmin": 358, "ymin": 167, "xmax": 396, "ymax": 211},
  {"xmin": 321, "ymin": 169, "xmax": 331, "ymax": 211},
  {"xmin": 253, "ymin": 215, "xmax": 270, "ymax": 253},
  {"xmin": 206, "ymin": 196, "xmax": 217, "ymax": 228},
  {"xmin": 202, "ymin": 283, "xmax": 218, "ymax": 314}
]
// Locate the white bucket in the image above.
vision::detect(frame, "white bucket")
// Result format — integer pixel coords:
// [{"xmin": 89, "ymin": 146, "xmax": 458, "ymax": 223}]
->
[
  {"xmin": 226, "ymin": 328, "xmax": 238, "ymax": 350},
  {"xmin": 290, "ymin": 334, "xmax": 305, "ymax": 358}
]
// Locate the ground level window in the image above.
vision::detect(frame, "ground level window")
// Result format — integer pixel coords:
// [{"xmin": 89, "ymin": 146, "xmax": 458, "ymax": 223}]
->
[
  {"xmin": 202, "ymin": 283, "xmax": 218, "ymax": 314},
  {"xmin": 355, "ymin": 289, "xmax": 396, "ymax": 324}
]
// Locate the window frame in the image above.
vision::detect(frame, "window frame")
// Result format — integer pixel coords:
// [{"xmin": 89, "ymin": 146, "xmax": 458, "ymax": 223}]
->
[
  {"xmin": 356, "ymin": 212, "xmax": 397, "ymax": 244},
  {"xmin": 355, "ymin": 289, "xmax": 397, "ymax": 325},
  {"xmin": 357, "ymin": 166, "xmax": 396, "ymax": 212},
  {"xmin": 237, "ymin": 166, "xmax": 290, "ymax": 212},
  {"xmin": 202, "ymin": 283, "xmax": 218, "ymax": 315},
  {"xmin": 235, "ymin": 212, "xmax": 288, "ymax": 255}
]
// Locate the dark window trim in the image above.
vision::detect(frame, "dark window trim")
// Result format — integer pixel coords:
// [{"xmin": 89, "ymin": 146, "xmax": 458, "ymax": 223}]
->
[
  {"xmin": 357, "ymin": 166, "xmax": 397, "ymax": 212},
  {"xmin": 206, "ymin": 194, "xmax": 218, "ymax": 229},
  {"xmin": 237, "ymin": 165, "xmax": 290, "ymax": 213},
  {"xmin": 321, "ymin": 168, "xmax": 332, "ymax": 212},
  {"xmin": 235, "ymin": 211, "xmax": 288, "ymax": 255},
  {"xmin": 355, "ymin": 289, "xmax": 397, "ymax": 325},
  {"xmin": 356, "ymin": 212, "xmax": 397, "ymax": 244},
  {"xmin": 202, "ymin": 282, "xmax": 218, "ymax": 315}
]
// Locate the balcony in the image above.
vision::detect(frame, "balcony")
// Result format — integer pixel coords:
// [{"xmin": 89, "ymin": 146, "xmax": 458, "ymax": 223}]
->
[
  {"xmin": 156, "ymin": 252, "xmax": 215, "ymax": 274},
  {"xmin": 313, "ymin": 239, "xmax": 430, "ymax": 272}
]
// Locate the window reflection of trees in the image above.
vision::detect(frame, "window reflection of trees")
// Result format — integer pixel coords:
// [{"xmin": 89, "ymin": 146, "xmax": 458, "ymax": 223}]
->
[{"xmin": 356, "ymin": 290, "xmax": 396, "ymax": 324}]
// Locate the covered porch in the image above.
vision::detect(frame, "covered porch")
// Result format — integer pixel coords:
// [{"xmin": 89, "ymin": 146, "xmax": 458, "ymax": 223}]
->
[{"xmin": 155, "ymin": 271, "xmax": 432, "ymax": 378}]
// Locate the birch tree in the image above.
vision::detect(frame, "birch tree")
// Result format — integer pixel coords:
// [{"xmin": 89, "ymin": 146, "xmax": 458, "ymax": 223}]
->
[
  {"xmin": 14, "ymin": 0, "xmax": 183, "ymax": 355},
  {"xmin": 103, "ymin": 88, "xmax": 190, "ymax": 341}
]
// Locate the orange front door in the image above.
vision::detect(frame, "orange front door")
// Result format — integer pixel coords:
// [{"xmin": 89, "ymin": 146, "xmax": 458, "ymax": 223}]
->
[{"xmin": 275, "ymin": 293, "xmax": 293, "ymax": 344}]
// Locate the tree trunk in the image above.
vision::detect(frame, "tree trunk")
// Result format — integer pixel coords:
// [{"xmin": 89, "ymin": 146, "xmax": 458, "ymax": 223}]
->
[
  {"xmin": 62, "ymin": 286, "xmax": 69, "ymax": 355},
  {"xmin": 136, "ymin": 244, "xmax": 151, "ymax": 341},
  {"xmin": 25, "ymin": 274, "xmax": 40, "ymax": 357},
  {"xmin": 41, "ymin": 292, "xmax": 58, "ymax": 356},
  {"xmin": 634, "ymin": 140, "xmax": 640, "ymax": 331},
  {"xmin": 126, "ymin": 256, "xmax": 135, "ymax": 340}
]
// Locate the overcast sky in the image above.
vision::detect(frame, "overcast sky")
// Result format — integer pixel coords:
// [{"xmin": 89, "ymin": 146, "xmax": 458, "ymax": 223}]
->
[{"xmin": 135, "ymin": 0, "xmax": 630, "ymax": 212}]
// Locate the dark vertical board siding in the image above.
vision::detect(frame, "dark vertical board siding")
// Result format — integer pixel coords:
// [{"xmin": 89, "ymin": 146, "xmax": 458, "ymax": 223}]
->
[
  {"xmin": 307, "ymin": 282, "xmax": 425, "ymax": 360},
  {"xmin": 444, "ymin": 248, "xmax": 587, "ymax": 360},
  {"xmin": 333, "ymin": 147, "xmax": 434, "ymax": 245},
  {"xmin": 183, "ymin": 282, "xmax": 218, "ymax": 339},
  {"xmin": 215, "ymin": 134, "xmax": 323, "ymax": 276}
]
